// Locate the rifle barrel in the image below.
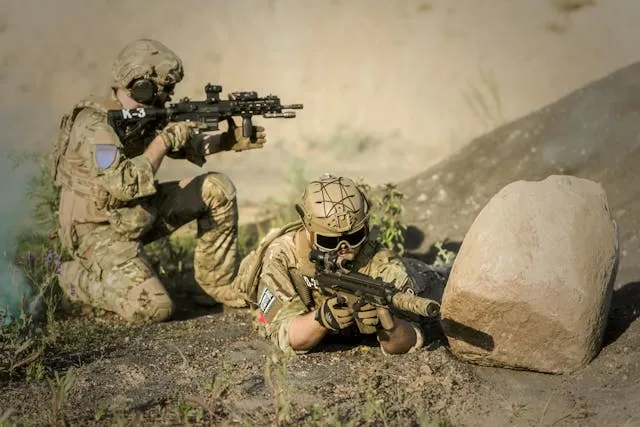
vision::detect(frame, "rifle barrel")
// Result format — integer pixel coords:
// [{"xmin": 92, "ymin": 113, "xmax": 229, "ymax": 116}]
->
[{"xmin": 391, "ymin": 292, "xmax": 440, "ymax": 318}]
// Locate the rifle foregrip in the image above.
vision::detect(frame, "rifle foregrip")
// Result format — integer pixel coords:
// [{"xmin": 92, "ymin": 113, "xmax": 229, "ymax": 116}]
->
[
  {"xmin": 242, "ymin": 116, "xmax": 252, "ymax": 138},
  {"xmin": 391, "ymin": 293, "xmax": 441, "ymax": 318}
]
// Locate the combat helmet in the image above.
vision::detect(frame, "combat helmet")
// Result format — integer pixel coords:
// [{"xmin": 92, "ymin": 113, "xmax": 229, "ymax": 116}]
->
[
  {"xmin": 295, "ymin": 173, "xmax": 370, "ymax": 250},
  {"xmin": 111, "ymin": 38, "xmax": 184, "ymax": 93}
]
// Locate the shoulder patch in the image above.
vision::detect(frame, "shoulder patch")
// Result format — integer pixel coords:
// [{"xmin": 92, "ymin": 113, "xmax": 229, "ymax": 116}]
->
[
  {"xmin": 94, "ymin": 144, "xmax": 119, "ymax": 170},
  {"xmin": 258, "ymin": 287, "xmax": 277, "ymax": 314}
]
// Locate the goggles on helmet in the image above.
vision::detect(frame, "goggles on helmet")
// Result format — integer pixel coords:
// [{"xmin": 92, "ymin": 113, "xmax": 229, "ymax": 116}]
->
[{"xmin": 313, "ymin": 226, "xmax": 368, "ymax": 252}]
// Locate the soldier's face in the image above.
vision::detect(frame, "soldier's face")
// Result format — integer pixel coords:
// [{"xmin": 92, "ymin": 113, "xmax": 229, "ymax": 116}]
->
[
  {"xmin": 152, "ymin": 83, "xmax": 175, "ymax": 107},
  {"xmin": 335, "ymin": 241, "xmax": 359, "ymax": 260}
]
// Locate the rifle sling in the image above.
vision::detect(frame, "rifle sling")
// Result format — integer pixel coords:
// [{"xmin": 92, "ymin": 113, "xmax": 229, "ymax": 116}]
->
[{"xmin": 287, "ymin": 268, "xmax": 314, "ymax": 310}]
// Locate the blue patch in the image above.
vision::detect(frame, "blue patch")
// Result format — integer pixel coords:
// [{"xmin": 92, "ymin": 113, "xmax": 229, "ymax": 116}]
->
[{"xmin": 94, "ymin": 144, "xmax": 119, "ymax": 170}]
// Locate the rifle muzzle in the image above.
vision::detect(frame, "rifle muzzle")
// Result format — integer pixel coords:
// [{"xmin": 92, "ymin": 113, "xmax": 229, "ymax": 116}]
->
[{"xmin": 391, "ymin": 293, "xmax": 441, "ymax": 318}]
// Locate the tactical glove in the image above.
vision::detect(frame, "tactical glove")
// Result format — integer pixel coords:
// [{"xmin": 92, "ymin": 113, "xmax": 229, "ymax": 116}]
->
[
  {"xmin": 354, "ymin": 302, "xmax": 380, "ymax": 327},
  {"xmin": 315, "ymin": 296, "xmax": 354, "ymax": 331},
  {"xmin": 182, "ymin": 133, "xmax": 207, "ymax": 167},
  {"xmin": 221, "ymin": 125, "xmax": 267, "ymax": 152},
  {"xmin": 158, "ymin": 121, "xmax": 198, "ymax": 152}
]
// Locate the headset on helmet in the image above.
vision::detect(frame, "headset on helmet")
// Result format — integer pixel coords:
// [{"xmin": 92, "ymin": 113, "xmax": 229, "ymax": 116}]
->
[
  {"xmin": 112, "ymin": 38, "xmax": 183, "ymax": 104},
  {"xmin": 128, "ymin": 78, "xmax": 159, "ymax": 104}
]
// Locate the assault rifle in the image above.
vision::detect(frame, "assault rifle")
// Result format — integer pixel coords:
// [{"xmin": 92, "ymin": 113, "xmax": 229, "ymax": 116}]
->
[
  {"xmin": 106, "ymin": 83, "xmax": 303, "ymax": 140},
  {"xmin": 309, "ymin": 250, "xmax": 441, "ymax": 318}
]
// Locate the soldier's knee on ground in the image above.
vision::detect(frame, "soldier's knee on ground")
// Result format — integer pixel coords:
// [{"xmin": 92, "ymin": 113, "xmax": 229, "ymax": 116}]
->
[
  {"xmin": 58, "ymin": 259, "xmax": 91, "ymax": 304},
  {"xmin": 120, "ymin": 277, "xmax": 175, "ymax": 323}
]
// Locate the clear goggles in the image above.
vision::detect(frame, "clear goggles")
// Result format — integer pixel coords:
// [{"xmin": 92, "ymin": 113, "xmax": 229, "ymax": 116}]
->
[{"xmin": 314, "ymin": 226, "xmax": 368, "ymax": 252}]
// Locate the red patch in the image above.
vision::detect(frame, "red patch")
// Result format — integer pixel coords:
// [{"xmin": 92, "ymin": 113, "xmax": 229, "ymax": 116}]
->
[{"xmin": 257, "ymin": 311, "xmax": 266, "ymax": 324}]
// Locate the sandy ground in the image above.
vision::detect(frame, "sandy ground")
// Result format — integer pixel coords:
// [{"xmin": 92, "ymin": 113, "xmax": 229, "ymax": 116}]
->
[
  {"xmin": 1, "ymin": 0, "xmax": 639, "ymax": 203},
  {"xmin": 1, "ymin": 296, "xmax": 638, "ymax": 426}
]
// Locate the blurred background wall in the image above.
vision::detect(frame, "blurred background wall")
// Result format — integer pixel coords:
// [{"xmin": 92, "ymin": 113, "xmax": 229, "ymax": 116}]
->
[{"xmin": 0, "ymin": 0, "xmax": 637, "ymax": 204}]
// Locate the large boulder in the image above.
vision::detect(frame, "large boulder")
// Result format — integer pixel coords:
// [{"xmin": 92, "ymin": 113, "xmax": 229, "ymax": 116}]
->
[{"xmin": 440, "ymin": 175, "xmax": 619, "ymax": 374}]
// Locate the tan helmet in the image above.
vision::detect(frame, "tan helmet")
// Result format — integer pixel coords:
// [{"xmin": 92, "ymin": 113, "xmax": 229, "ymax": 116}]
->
[
  {"xmin": 295, "ymin": 173, "xmax": 370, "ymax": 236},
  {"xmin": 111, "ymin": 38, "xmax": 184, "ymax": 89}
]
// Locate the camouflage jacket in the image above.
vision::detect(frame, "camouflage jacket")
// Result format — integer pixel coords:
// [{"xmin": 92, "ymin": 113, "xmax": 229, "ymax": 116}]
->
[
  {"xmin": 53, "ymin": 94, "xmax": 159, "ymax": 248},
  {"xmin": 248, "ymin": 227, "xmax": 423, "ymax": 354}
]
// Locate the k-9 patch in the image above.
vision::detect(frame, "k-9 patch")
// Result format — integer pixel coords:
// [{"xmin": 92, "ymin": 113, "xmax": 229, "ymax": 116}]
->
[{"xmin": 94, "ymin": 144, "xmax": 119, "ymax": 170}]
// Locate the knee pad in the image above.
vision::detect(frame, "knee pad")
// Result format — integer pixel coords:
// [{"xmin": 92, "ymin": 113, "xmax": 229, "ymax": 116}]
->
[
  {"xmin": 124, "ymin": 277, "xmax": 174, "ymax": 323},
  {"xmin": 201, "ymin": 172, "xmax": 237, "ymax": 208},
  {"xmin": 58, "ymin": 260, "xmax": 90, "ymax": 303}
]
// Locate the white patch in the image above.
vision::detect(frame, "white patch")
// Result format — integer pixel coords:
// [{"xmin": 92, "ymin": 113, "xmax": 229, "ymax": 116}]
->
[
  {"xmin": 121, "ymin": 108, "xmax": 147, "ymax": 119},
  {"xmin": 303, "ymin": 275, "xmax": 318, "ymax": 290},
  {"xmin": 258, "ymin": 288, "xmax": 276, "ymax": 313}
]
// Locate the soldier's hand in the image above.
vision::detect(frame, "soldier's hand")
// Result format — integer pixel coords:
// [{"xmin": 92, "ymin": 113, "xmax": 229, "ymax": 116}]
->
[
  {"xmin": 222, "ymin": 125, "xmax": 267, "ymax": 152},
  {"xmin": 376, "ymin": 307, "xmax": 396, "ymax": 330},
  {"xmin": 354, "ymin": 302, "xmax": 380, "ymax": 327},
  {"xmin": 315, "ymin": 296, "xmax": 354, "ymax": 331},
  {"xmin": 159, "ymin": 121, "xmax": 199, "ymax": 152},
  {"xmin": 182, "ymin": 134, "xmax": 207, "ymax": 166}
]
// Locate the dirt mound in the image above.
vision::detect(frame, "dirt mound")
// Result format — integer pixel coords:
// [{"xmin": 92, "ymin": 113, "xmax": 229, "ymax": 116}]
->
[
  {"xmin": 396, "ymin": 61, "xmax": 640, "ymax": 425},
  {"xmin": 401, "ymin": 61, "xmax": 640, "ymax": 287}
]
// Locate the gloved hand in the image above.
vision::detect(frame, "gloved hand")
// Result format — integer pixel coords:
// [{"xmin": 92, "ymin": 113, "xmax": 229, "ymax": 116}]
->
[
  {"xmin": 354, "ymin": 302, "xmax": 381, "ymax": 328},
  {"xmin": 314, "ymin": 296, "xmax": 354, "ymax": 331},
  {"xmin": 158, "ymin": 121, "xmax": 199, "ymax": 152},
  {"xmin": 221, "ymin": 125, "xmax": 267, "ymax": 152},
  {"xmin": 182, "ymin": 133, "xmax": 207, "ymax": 167}
]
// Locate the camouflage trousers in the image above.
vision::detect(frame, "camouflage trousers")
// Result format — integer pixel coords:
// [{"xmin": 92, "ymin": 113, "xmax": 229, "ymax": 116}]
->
[{"xmin": 58, "ymin": 172, "xmax": 240, "ymax": 323}]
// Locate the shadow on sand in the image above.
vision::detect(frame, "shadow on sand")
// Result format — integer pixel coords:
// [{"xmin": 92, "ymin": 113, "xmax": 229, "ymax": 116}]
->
[{"xmin": 603, "ymin": 281, "xmax": 640, "ymax": 347}]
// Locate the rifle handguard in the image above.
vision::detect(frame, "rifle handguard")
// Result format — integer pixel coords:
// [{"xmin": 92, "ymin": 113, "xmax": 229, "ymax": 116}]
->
[{"xmin": 391, "ymin": 293, "xmax": 441, "ymax": 318}]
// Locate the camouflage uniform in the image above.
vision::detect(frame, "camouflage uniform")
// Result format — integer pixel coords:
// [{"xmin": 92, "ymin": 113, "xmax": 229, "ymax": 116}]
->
[
  {"xmin": 232, "ymin": 223, "xmax": 446, "ymax": 354},
  {"xmin": 53, "ymin": 40, "xmax": 240, "ymax": 322}
]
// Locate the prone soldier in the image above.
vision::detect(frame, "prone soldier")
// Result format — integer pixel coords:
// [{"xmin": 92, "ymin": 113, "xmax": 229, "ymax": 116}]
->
[{"xmin": 230, "ymin": 174, "xmax": 449, "ymax": 355}]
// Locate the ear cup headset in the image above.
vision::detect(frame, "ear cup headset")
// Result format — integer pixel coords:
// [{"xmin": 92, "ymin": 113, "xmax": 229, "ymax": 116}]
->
[
  {"xmin": 113, "ymin": 39, "xmax": 184, "ymax": 105},
  {"xmin": 128, "ymin": 78, "xmax": 158, "ymax": 105}
]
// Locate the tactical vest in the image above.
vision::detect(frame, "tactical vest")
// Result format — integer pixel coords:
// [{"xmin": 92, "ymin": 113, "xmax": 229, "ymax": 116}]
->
[
  {"xmin": 52, "ymin": 96, "xmax": 122, "ymax": 208},
  {"xmin": 243, "ymin": 220, "xmax": 305, "ymax": 302}
]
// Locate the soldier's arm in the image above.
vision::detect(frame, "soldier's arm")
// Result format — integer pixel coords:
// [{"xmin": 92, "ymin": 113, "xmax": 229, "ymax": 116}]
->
[
  {"xmin": 258, "ymin": 274, "xmax": 327, "ymax": 353},
  {"xmin": 288, "ymin": 310, "xmax": 329, "ymax": 351},
  {"xmin": 376, "ymin": 313, "xmax": 423, "ymax": 355},
  {"xmin": 256, "ymin": 246, "xmax": 326, "ymax": 353},
  {"xmin": 367, "ymin": 248, "xmax": 412, "ymax": 289},
  {"xmin": 143, "ymin": 135, "xmax": 170, "ymax": 172},
  {"xmin": 362, "ymin": 247, "xmax": 425, "ymax": 354},
  {"xmin": 75, "ymin": 109, "xmax": 162, "ymax": 201}
]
